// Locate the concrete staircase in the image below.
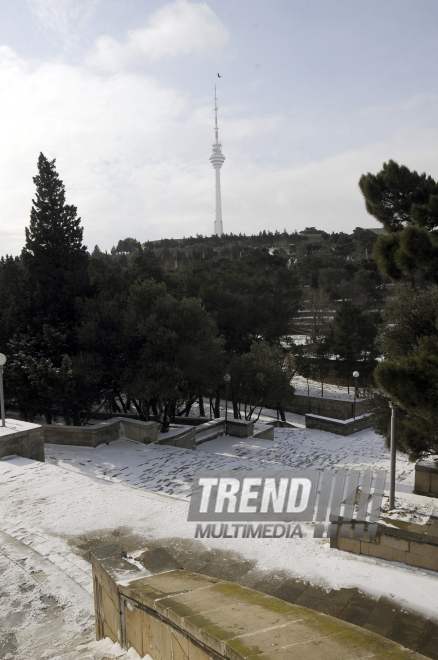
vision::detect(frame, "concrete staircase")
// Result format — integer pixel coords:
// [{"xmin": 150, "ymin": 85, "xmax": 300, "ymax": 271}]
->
[{"xmin": 195, "ymin": 419, "xmax": 226, "ymax": 446}]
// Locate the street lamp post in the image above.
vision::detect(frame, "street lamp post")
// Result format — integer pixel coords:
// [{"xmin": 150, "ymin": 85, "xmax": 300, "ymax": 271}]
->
[
  {"xmin": 0, "ymin": 354, "xmax": 6, "ymax": 427},
  {"xmin": 389, "ymin": 402, "xmax": 399, "ymax": 510},
  {"xmin": 224, "ymin": 374, "xmax": 231, "ymax": 435},
  {"xmin": 352, "ymin": 370, "xmax": 359, "ymax": 419}
]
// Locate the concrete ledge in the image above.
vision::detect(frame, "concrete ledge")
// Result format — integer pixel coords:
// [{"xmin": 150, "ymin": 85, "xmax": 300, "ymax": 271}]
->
[
  {"xmin": 90, "ymin": 544, "xmax": 428, "ymax": 660},
  {"xmin": 330, "ymin": 518, "xmax": 438, "ymax": 572},
  {"xmin": 253, "ymin": 425, "xmax": 275, "ymax": 440},
  {"xmin": 226, "ymin": 418, "xmax": 254, "ymax": 438},
  {"xmin": 287, "ymin": 394, "xmax": 367, "ymax": 420},
  {"xmin": 305, "ymin": 412, "xmax": 373, "ymax": 435},
  {"xmin": 156, "ymin": 425, "xmax": 196, "ymax": 450},
  {"xmin": 264, "ymin": 419, "xmax": 296, "ymax": 428},
  {"xmin": 119, "ymin": 419, "xmax": 157, "ymax": 445},
  {"xmin": 0, "ymin": 420, "xmax": 45, "ymax": 462},
  {"xmin": 44, "ymin": 419, "xmax": 121, "ymax": 448},
  {"xmin": 195, "ymin": 418, "xmax": 226, "ymax": 446},
  {"xmin": 175, "ymin": 416, "xmax": 211, "ymax": 426},
  {"xmin": 44, "ymin": 418, "xmax": 194, "ymax": 450},
  {"xmin": 415, "ymin": 459, "xmax": 438, "ymax": 496}
]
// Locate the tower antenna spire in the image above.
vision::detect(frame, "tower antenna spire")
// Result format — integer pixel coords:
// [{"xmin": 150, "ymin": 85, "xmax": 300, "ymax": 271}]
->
[
  {"xmin": 210, "ymin": 85, "xmax": 225, "ymax": 236},
  {"xmin": 214, "ymin": 84, "xmax": 219, "ymax": 144}
]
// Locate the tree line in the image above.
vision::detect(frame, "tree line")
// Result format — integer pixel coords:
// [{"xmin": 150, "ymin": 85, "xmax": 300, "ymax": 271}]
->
[
  {"xmin": 2, "ymin": 153, "xmax": 436, "ymax": 459},
  {"xmin": 0, "ymin": 154, "xmax": 299, "ymax": 429}
]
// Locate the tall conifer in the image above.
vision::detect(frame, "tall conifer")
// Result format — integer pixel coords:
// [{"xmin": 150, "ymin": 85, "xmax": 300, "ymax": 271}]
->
[{"xmin": 22, "ymin": 152, "xmax": 89, "ymax": 329}]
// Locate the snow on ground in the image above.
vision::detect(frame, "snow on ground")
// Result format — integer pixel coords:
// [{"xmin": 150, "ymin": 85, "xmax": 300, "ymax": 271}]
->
[
  {"xmin": 44, "ymin": 424, "xmax": 435, "ymax": 526},
  {"xmin": 1, "ymin": 423, "xmax": 438, "ymax": 658},
  {"xmin": 76, "ymin": 637, "xmax": 153, "ymax": 659},
  {"xmin": 292, "ymin": 375, "xmax": 363, "ymax": 400},
  {"xmin": 0, "ymin": 453, "xmax": 437, "ymax": 631},
  {"xmin": 46, "ymin": 425, "xmax": 418, "ymax": 498}
]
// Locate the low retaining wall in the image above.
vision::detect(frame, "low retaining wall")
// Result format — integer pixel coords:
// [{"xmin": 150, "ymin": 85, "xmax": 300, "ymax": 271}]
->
[
  {"xmin": 195, "ymin": 418, "xmax": 226, "ymax": 446},
  {"xmin": 253, "ymin": 424, "xmax": 275, "ymax": 440},
  {"xmin": 44, "ymin": 418, "xmax": 121, "ymax": 447},
  {"xmin": 226, "ymin": 418, "xmax": 254, "ymax": 437},
  {"xmin": 287, "ymin": 394, "xmax": 367, "ymax": 420},
  {"xmin": 264, "ymin": 419, "xmax": 296, "ymax": 428},
  {"xmin": 44, "ymin": 418, "xmax": 194, "ymax": 449},
  {"xmin": 90, "ymin": 543, "xmax": 425, "ymax": 660},
  {"xmin": 0, "ymin": 420, "xmax": 45, "ymax": 462},
  {"xmin": 155, "ymin": 425, "xmax": 196, "ymax": 450},
  {"xmin": 415, "ymin": 459, "xmax": 438, "ymax": 496},
  {"xmin": 119, "ymin": 419, "xmax": 157, "ymax": 445},
  {"xmin": 330, "ymin": 518, "xmax": 438, "ymax": 572},
  {"xmin": 305, "ymin": 413, "xmax": 373, "ymax": 435}
]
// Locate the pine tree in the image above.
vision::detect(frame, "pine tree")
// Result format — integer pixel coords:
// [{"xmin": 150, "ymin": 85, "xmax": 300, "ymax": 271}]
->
[
  {"xmin": 370, "ymin": 285, "xmax": 438, "ymax": 458},
  {"xmin": 22, "ymin": 152, "xmax": 89, "ymax": 329},
  {"xmin": 358, "ymin": 160, "xmax": 438, "ymax": 283},
  {"xmin": 359, "ymin": 161, "xmax": 438, "ymax": 456}
]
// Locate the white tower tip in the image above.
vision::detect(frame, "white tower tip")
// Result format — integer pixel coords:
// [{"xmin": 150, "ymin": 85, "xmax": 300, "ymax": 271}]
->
[{"xmin": 209, "ymin": 85, "xmax": 225, "ymax": 236}]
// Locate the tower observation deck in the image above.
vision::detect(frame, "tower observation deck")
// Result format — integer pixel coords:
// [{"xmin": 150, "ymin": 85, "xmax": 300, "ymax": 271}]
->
[{"xmin": 209, "ymin": 86, "xmax": 225, "ymax": 236}]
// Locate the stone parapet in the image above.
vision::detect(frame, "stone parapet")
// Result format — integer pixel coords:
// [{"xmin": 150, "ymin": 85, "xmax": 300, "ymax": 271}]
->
[
  {"xmin": 226, "ymin": 418, "xmax": 254, "ymax": 437},
  {"xmin": 90, "ymin": 543, "xmax": 428, "ymax": 660},
  {"xmin": 119, "ymin": 419, "xmax": 157, "ymax": 445},
  {"xmin": 330, "ymin": 518, "xmax": 438, "ymax": 572},
  {"xmin": 44, "ymin": 418, "xmax": 121, "ymax": 448},
  {"xmin": 253, "ymin": 424, "xmax": 275, "ymax": 440},
  {"xmin": 155, "ymin": 425, "xmax": 196, "ymax": 450},
  {"xmin": 415, "ymin": 459, "xmax": 438, "ymax": 496},
  {"xmin": 287, "ymin": 394, "xmax": 367, "ymax": 420},
  {"xmin": 0, "ymin": 420, "xmax": 45, "ymax": 462},
  {"xmin": 305, "ymin": 413, "xmax": 372, "ymax": 435},
  {"xmin": 44, "ymin": 418, "xmax": 192, "ymax": 449}
]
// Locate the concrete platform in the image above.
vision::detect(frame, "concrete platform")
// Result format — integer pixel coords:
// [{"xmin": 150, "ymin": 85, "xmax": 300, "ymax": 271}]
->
[{"xmin": 91, "ymin": 544, "xmax": 431, "ymax": 660}]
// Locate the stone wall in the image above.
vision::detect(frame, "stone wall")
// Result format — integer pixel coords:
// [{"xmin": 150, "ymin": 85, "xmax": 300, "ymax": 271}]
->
[
  {"xmin": 44, "ymin": 418, "xmax": 191, "ymax": 449},
  {"xmin": 305, "ymin": 413, "xmax": 373, "ymax": 435},
  {"xmin": 90, "ymin": 543, "xmax": 425, "ymax": 660},
  {"xmin": 253, "ymin": 425, "xmax": 275, "ymax": 440},
  {"xmin": 226, "ymin": 418, "xmax": 254, "ymax": 437},
  {"xmin": 415, "ymin": 459, "xmax": 438, "ymax": 496},
  {"xmin": 155, "ymin": 425, "xmax": 196, "ymax": 450},
  {"xmin": 0, "ymin": 420, "xmax": 45, "ymax": 462},
  {"xmin": 119, "ymin": 419, "xmax": 157, "ymax": 445},
  {"xmin": 330, "ymin": 518, "xmax": 438, "ymax": 572},
  {"xmin": 44, "ymin": 419, "xmax": 121, "ymax": 448},
  {"xmin": 286, "ymin": 394, "xmax": 367, "ymax": 420}
]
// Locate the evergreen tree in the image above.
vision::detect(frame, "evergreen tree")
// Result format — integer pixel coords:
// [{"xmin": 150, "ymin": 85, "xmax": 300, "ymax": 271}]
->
[
  {"xmin": 22, "ymin": 152, "xmax": 89, "ymax": 328},
  {"xmin": 360, "ymin": 160, "xmax": 438, "ymax": 456},
  {"xmin": 331, "ymin": 301, "xmax": 378, "ymax": 364},
  {"xmin": 229, "ymin": 342, "xmax": 294, "ymax": 421},
  {"xmin": 370, "ymin": 285, "xmax": 438, "ymax": 458},
  {"xmin": 6, "ymin": 154, "xmax": 91, "ymax": 422},
  {"xmin": 359, "ymin": 160, "xmax": 438, "ymax": 283}
]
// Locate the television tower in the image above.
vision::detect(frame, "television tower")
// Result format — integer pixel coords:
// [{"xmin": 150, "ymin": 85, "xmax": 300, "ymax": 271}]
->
[{"xmin": 209, "ymin": 85, "xmax": 225, "ymax": 236}]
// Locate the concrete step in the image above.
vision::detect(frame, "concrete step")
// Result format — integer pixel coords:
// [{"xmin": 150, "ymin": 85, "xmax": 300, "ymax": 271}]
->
[{"xmin": 195, "ymin": 424, "xmax": 226, "ymax": 446}]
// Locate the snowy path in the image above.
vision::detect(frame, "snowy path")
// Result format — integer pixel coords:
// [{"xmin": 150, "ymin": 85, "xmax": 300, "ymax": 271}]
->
[
  {"xmin": 1, "ymin": 453, "xmax": 437, "ymax": 627},
  {"xmin": 44, "ymin": 426, "xmax": 436, "ymax": 526},
  {"xmin": 0, "ymin": 527, "xmax": 94, "ymax": 660}
]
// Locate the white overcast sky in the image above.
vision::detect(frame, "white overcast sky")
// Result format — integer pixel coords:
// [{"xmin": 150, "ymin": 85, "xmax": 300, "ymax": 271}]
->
[{"xmin": 1, "ymin": 0, "xmax": 438, "ymax": 256}]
